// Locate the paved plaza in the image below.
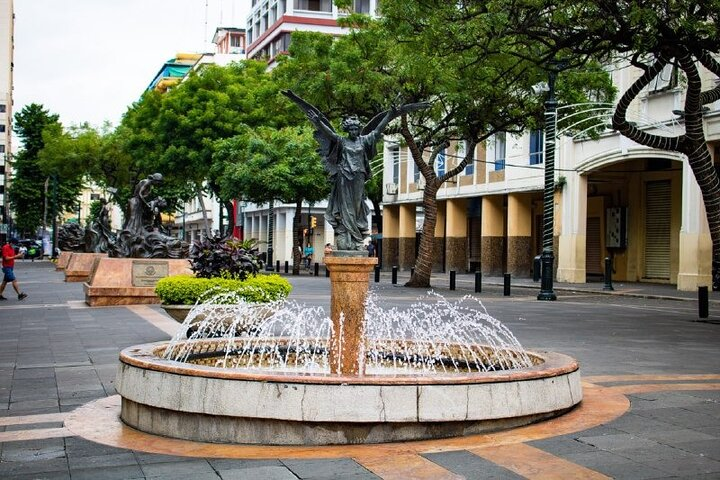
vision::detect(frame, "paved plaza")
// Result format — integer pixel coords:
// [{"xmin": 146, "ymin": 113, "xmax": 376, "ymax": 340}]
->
[{"xmin": 0, "ymin": 260, "xmax": 719, "ymax": 479}]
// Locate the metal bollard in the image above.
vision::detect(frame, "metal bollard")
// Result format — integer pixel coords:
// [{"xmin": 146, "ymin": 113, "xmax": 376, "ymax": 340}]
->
[
  {"xmin": 275, "ymin": 260, "xmax": 280, "ymax": 272},
  {"xmin": 392, "ymin": 266, "xmax": 398, "ymax": 285},
  {"xmin": 325, "ymin": 266, "xmax": 330, "ymax": 277},
  {"xmin": 475, "ymin": 271, "xmax": 482, "ymax": 293},
  {"xmin": 410, "ymin": 267, "xmax": 415, "ymax": 277},
  {"xmin": 533, "ymin": 255, "xmax": 542, "ymax": 282},
  {"xmin": 603, "ymin": 257, "xmax": 614, "ymax": 291},
  {"xmin": 450, "ymin": 271, "xmax": 456, "ymax": 290},
  {"xmin": 374, "ymin": 266, "xmax": 380, "ymax": 283},
  {"xmin": 503, "ymin": 273, "xmax": 511, "ymax": 296},
  {"xmin": 699, "ymin": 286, "xmax": 709, "ymax": 319},
  {"xmin": 314, "ymin": 262, "xmax": 319, "ymax": 277},
  {"xmin": 284, "ymin": 261, "xmax": 289, "ymax": 274}
]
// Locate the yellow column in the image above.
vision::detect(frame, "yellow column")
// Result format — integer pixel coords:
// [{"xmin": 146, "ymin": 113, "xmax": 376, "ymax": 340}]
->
[
  {"xmin": 381, "ymin": 205, "xmax": 399, "ymax": 270},
  {"xmin": 446, "ymin": 198, "xmax": 467, "ymax": 272},
  {"xmin": 678, "ymin": 161, "xmax": 712, "ymax": 290},
  {"xmin": 507, "ymin": 193, "xmax": 532, "ymax": 276},
  {"xmin": 398, "ymin": 204, "xmax": 416, "ymax": 270},
  {"xmin": 482, "ymin": 195, "xmax": 505, "ymax": 276}
]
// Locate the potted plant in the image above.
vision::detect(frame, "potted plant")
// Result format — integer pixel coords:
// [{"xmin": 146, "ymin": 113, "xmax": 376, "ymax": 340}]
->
[{"xmin": 155, "ymin": 234, "xmax": 291, "ymax": 334}]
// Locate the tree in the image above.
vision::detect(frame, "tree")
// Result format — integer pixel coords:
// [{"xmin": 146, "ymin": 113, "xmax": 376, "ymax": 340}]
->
[
  {"xmin": 135, "ymin": 61, "xmax": 283, "ymax": 237},
  {"xmin": 503, "ymin": 0, "xmax": 720, "ymax": 287},
  {"xmin": 214, "ymin": 125, "xmax": 329, "ymax": 274},
  {"xmin": 336, "ymin": 4, "xmax": 615, "ymax": 287},
  {"xmin": 9, "ymin": 104, "xmax": 82, "ymax": 236}
]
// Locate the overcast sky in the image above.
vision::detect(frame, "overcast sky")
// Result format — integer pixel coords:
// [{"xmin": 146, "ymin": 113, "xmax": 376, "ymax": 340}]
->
[{"xmin": 13, "ymin": 0, "xmax": 250, "ymax": 134}]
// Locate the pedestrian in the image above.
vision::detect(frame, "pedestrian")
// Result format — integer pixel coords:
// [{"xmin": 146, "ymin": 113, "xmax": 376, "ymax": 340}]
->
[
  {"xmin": 367, "ymin": 240, "xmax": 376, "ymax": 258},
  {"xmin": 304, "ymin": 244, "xmax": 314, "ymax": 269},
  {"xmin": 1, "ymin": 238, "xmax": 28, "ymax": 301},
  {"xmin": 324, "ymin": 243, "xmax": 333, "ymax": 256}
]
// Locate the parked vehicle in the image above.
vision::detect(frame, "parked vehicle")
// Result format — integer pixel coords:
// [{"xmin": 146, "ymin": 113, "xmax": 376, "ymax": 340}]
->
[{"xmin": 18, "ymin": 239, "xmax": 43, "ymax": 259}]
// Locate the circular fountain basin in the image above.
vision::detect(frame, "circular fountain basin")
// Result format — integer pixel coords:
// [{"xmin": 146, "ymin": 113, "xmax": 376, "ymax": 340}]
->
[{"xmin": 116, "ymin": 340, "xmax": 582, "ymax": 445}]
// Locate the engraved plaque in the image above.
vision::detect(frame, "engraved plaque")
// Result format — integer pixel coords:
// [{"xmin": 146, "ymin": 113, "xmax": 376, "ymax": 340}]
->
[{"xmin": 132, "ymin": 260, "xmax": 169, "ymax": 287}]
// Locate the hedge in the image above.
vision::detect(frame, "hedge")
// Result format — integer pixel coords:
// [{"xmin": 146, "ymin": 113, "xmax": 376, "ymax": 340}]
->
[{"xmin": 155, "ymin": 274, "xmax": 292, "ymax": 305}]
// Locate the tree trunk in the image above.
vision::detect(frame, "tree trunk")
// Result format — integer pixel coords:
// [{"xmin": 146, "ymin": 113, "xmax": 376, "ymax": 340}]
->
[
  {"xmin": 292, "ymin": 199, "xmax": 303, "ymax": 275},
  {"xmin": 405, "ymin": 182, "xmax": 439, "ymax": 287},
  {"xmin": 194, "ymin": 183, "xmax": 212, "ymax": 237},
  {"xmin": 223, "ymin": 200, "xmax": 235, "ymax": 237}
]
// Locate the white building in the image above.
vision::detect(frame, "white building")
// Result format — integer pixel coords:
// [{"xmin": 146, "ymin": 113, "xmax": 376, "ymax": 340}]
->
[
  {"xmin": 246, "ymin": 0, "xmax": 377, "ymax": 68},
  {"xmin": 0, "ymin": 0, "xmax": 12, "ymax": 243}
]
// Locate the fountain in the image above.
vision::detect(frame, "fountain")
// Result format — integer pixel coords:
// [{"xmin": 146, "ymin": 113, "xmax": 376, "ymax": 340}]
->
[
  {"xmin": 115, "ymin": 96, "xmax": 580, "ymax": 445},
  {"xmin": 115, "ymin": 255, "xmax": 581, "ymax": 445}
]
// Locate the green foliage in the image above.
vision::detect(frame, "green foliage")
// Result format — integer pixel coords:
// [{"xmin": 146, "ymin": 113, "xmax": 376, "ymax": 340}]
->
[
  {"xmin": 214, "ymin": 125, "xmax": 329, "ymax": 205},
  {"xmin": 9, "ymin": 104, "xmax": 83, "ymax": 235},
  {"xmin": 154, "ymin": 274, "xmax": 292, "ymax": 305},
  {"xmin": 87, "ymin": 199, "xmax": 103, "ymax": 226},
  {"xmin": 119, "ymin": 61, "xmax": 283, "ymax": 232}
]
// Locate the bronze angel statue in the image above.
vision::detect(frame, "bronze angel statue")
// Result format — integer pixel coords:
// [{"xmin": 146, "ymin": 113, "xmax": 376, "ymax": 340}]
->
[{"xmin": 283, "ymin": 90, "xmax": 429, "ymax": 251}]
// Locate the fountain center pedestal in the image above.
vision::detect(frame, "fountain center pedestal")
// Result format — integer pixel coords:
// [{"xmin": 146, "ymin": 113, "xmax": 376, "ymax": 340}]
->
[{"xmin": 325, "ymin": 254, "xmax": 378, "ymax": 376}]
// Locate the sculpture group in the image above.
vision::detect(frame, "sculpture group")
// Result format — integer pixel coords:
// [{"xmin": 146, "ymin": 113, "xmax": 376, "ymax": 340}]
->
[{"xmin": 58, "ymin": 173, "xmax": 188, "ymax": 259}]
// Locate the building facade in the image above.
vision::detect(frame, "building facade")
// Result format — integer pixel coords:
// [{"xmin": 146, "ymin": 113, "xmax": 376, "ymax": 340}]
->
[
  {"xmin": 246, "ymin": 0, "xmax": 377, "ymax": 67},
  {"xmin": 0, "ymin": 0, "xmax": 12, "ymax": 243},
  {"xmin": 380, "ymin": 59, "xmax": 720, "ymax": 291}
]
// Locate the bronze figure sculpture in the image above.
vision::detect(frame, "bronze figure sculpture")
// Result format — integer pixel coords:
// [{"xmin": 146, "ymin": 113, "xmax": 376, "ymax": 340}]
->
[{"xmin": 282, "ymin": 90, "xmax": 428, "ymax": 251}]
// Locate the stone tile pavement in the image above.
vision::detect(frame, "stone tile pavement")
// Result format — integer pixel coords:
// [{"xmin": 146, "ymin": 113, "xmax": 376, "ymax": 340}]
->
[{"xmin": 0, "ymin": 260, "xmax": 718, "ymax": 479}]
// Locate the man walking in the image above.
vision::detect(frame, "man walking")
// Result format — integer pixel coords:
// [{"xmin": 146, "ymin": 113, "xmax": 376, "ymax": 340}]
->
[{"xmin": 1, "ymin": 238, "xmax": 28, "ymax": 301}]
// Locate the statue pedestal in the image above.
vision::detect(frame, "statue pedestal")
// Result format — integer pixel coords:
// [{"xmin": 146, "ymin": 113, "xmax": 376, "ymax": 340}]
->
[
  {"xmin": 83, "ymin": 257, "xmax": 192, "ymax": 307},
  {"xmin": 325, "ymin": 254, "xmax": 378, "ymax": 376},
  {"xmin": 55, "ymin": 251, "xmax": 73, "ymax": 271},
  {"xmin": 64, "ymin": 253, "xmax": 108, "ymax": 282}
]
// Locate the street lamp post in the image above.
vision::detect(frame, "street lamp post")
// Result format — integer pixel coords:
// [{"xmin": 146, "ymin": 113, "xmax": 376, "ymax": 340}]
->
[{"xmin": 537, "ymin": 69, "xmax": 559, "ymax": 301}]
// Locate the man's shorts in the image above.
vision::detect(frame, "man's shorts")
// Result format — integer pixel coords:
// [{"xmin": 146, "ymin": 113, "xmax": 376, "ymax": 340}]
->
[{"xmin": 2, "ymin": 267, "xmax": 15, "ymax": 282}]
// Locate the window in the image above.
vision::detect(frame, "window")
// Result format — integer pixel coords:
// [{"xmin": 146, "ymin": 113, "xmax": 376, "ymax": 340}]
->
[
  {"xmin": 0, "ymin": 145, "xmax": 4, "ymax": 153},
  {"xmin": 529, "ymin": 130, "xmax": 543, "ymax": 165},
  {"xmin": 0, "ymin": 125, "xmax": 4, "ymax": 133},
  {"xmin": 436, "ymin": 148, "xmax": 446, "ymax": 176},
  {"xmin": 0, "ymin": 104, "xmax": 5, "ymax": 113},
  {"xmin": 413, "ymin": 158, "xmax": 420, "ymax": 183},
  {"xmin": 354, "ymin": 0, "xmax": 371, "ymax": 13},
  {"xmin": 90, "ymin": 193, "xmax": 101, "ymax": 201},
  {"xmin": 494, "ymin": 132, "xmax": 506, "ymax": 171},
  {"xmin": 294, "ymin": 0, "xmax": 332, "ymax": 12},
  {"xmin": 458, "ymin": 141, "xmax": 474, "ymax": 176},
  {"xmin": 649, "ymin": 63, "xmax": 678, "ymax": 92},
  {"xmin": 230, "ymin": 35, "xmax": 242, "ymax": 48},
  {"xmin": 391, "ymin": 146, "xmax": 399, "ymax": 184}
]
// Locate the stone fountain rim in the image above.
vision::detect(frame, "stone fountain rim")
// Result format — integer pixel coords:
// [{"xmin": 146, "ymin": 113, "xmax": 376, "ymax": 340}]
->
[{"xmin": 119, "ymin": 341, "xmax": 579, "ymax": 386}]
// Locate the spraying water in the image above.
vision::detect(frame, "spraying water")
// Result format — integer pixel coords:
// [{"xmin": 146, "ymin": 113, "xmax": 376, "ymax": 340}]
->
[{"xmin": 163, "ymin": 291, "xmax": 533, "ymax": 375}]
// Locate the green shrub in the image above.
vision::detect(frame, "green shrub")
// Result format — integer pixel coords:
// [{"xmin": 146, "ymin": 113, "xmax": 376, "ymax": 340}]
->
[{"xmin": 155, "ymin": 274, "xmax": 292, "ymax": 305}]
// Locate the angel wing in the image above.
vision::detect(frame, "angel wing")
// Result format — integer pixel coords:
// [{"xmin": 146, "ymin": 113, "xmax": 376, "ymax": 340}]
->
[
  {"xmin": 361, "ymin": 102, "xmax": 431, "ymax": 136},
  {"xmin": 281, "ymin": 90, "xmax": 339, "ymax": 168}
]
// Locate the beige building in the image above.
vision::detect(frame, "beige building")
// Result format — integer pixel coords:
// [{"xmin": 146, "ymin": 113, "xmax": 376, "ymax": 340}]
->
[
  {"xmin": 381, "ymin": 58, "xmax": 720, "ymax": 291},
  {"xmin": 0, "ymin": 0, "xmax": 12, "ymax": 243}
]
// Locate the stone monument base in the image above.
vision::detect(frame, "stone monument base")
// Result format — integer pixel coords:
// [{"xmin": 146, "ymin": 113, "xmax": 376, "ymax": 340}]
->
[
  {"xmin": 55, "ymin": 251, "xmax": 73, "ymax": 271},
  {"xmin": 65, "ymin": 253, "xmax": 108, "ymax": 282},
  {"xmin": 83, "ymin": 257, "xmax": 192, "ymax": 307}
]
